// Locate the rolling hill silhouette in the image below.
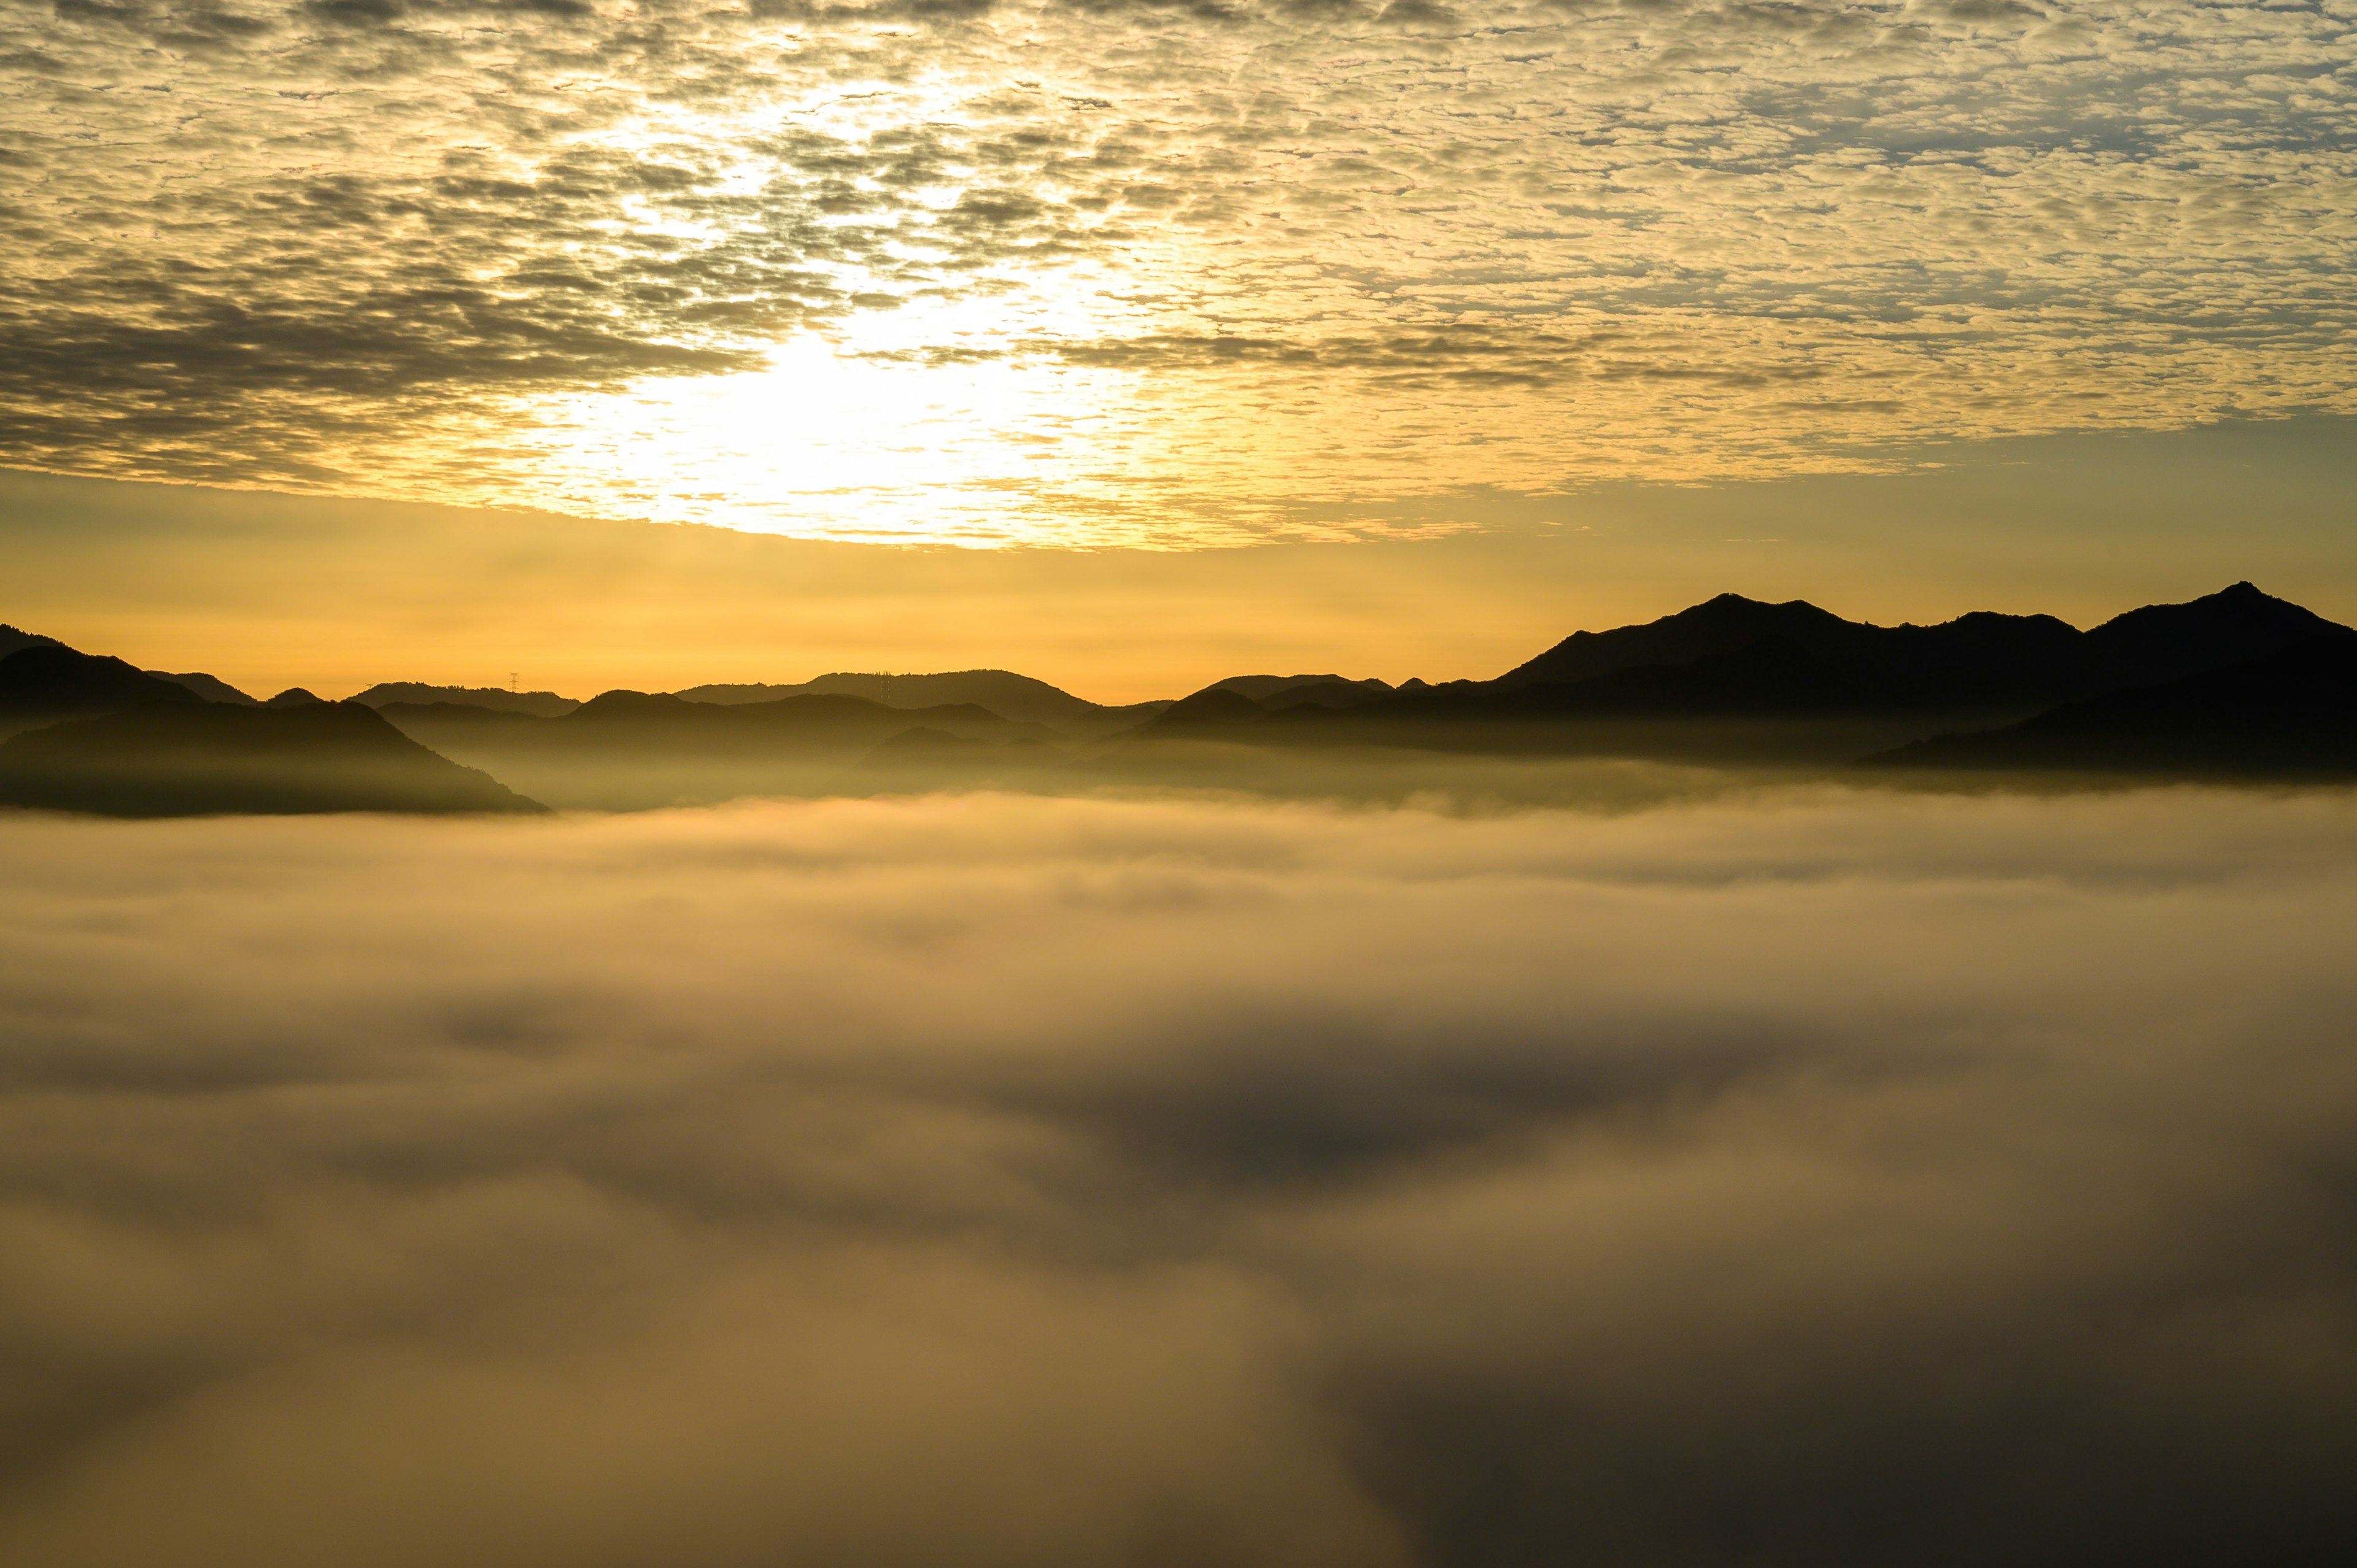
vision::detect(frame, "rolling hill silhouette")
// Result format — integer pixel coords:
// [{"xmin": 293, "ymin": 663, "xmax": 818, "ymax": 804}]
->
[
  {"xmin": 1862, "ymin": 637, "xmax": 2357, "ymax": 779},
  {"xmin": 1486, "ymin": 582, "xmax": 2339, "ymax": 711},
  {"xmin": 1, "ymin": 644, "xmax": 204, "ymax": 736},
  {"xmin": 377, "ymin": 690, "xmax": 1071, "ymax": 809},
  {"xmin": 1119, "ymin": 582, "xmax": 2356, "ymax": 773},
  {"xmin": 151, "ymin": 670, "xmax": 258, "ymax": 705},
  {"xmin": 1492, "ymin": 593, "xmax": 2084, "ymax": 705},
  {"xmin": 671, "ymin": 670, "xmax": 1167, "ymax": 735},
  {"xmin": 7, "ymin": 579, "xmax": 2350, "ymax": 811},
  {"xmin": 1142, "ymin": 687, "xmax": 1272, "ymax": 736},
  {"xmin": 1170, "ymin": 584, "xmax": 2338, "ymax": 726},
  {"xmin": 0, "ymin": 702, "xmax": 546, "ymax": 816},
  {"xmin": 1209, "ymin": 675, "xmax": 1397, "ymax": 711},
  {"xmin": 350, "ymin": 682, "xmax": 582, "ymax": 717},
  {"xmin": 1, "ymin": 624, "xmax": 63, "ymax": 660}
]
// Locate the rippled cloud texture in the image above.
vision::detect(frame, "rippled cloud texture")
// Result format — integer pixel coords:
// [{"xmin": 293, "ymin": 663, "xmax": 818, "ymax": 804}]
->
[
  {"xmin": 4, "ymin": 2, "xmax": 2353, "ymax": 539},
  {"xmin": 2, "ymin": 788, "xmax": 2356, "ymax": 1563}
]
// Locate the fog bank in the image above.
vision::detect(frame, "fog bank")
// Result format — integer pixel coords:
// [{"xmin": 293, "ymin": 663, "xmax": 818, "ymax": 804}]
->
[{"xmin": 2, "ymin": 788, "xmax": 2355, "ymax": 1565}]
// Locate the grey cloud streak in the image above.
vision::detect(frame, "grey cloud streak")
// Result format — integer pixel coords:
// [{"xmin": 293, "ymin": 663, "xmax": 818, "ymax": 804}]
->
[
  {"xmin": 1, "ymin": 787, "xmax": 2355, "ymax": 1563},
  {"xmin": 1, "ymin": 0, "xmax": 2352, "ymax": 534}
]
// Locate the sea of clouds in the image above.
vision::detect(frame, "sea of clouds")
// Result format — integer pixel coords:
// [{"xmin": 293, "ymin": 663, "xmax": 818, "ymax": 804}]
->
[{"xmin": 2, "ymin": 786, "xmax": 2355, "ymax": 1564}]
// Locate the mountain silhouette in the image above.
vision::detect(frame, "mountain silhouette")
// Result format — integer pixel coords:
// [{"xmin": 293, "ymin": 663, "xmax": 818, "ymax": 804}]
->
[
  {"xmin": 1496, "ymin": 593, "xmax": 1874, "ymax": 690},
  {"xmin": 379, "ymin": 690, "xmax": 1069, "ymax": 810},
  {"xmin": 672, "ymin": 670, "xmax": 1169, "ymax": 736},
  {"xmin": 349, "ymin": 682, "xmax": 581, "ymax": 717},
  {"xmin": 0, "ymin": 701, "xmax": 546, "ymax": 817},
  {"xmin": 551, "ymin": 689, "xmax": 1061, "ymax": 748},
  {"xmin": 13, "ymin": 580, "xmax": 2350, "ymax": 807},
  {"xmin": 150, "ymin": 670, "xmax": 258, "ymax": 705},
  {"xmin": 1486, "ymin": 584, "xmax": 2334, "ymax": 712},
  {"xmin": 1140, "ymin": 686, "xmax": 1272, "ymax": 736},
  {"xmin": 2077, "ymin": 580, "xmax": 2350, "ymax": 690},
  {"xmin": 1860, "ymin": 636, "xmax": 2357, "ymax": 779},
  {"xmin": 1209, "ymin": 675, "xmax": 1395, "ymax": 711},
  {"xmin": 1104, "ymin": 582, "xmax": 2357, "ymax": 774},
  {"xmin": 1, "ymin": 624, "xmax": 63, "ymax": 660},
  {"xmin": 1, "ymin": 644, "xmax": 205, "ymax": 734},
  {"xmin": 1489, "ymin": 635, "xmax": 1867, "ymax": 716}
]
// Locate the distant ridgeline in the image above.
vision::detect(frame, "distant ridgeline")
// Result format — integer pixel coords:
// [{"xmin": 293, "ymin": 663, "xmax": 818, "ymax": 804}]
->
[
  {"xmin": 2, "ymin": 582, "xmax": 2353, "ymax": 816},
  {"xmin": 1137, "ymin": 581, "xmax": 2357, "ymax": 779}
]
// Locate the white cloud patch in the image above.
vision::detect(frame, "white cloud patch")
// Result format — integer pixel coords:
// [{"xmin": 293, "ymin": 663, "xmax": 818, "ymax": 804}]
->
[{"xmin": 1, "ymin": 786, "xmax": 2355, "ymax": 1562}]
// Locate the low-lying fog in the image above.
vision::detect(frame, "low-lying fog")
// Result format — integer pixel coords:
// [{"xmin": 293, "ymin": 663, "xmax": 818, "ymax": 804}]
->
[{"xmin": 3, "ymin": 787, "xmax": 2355, "ymax": 1566}]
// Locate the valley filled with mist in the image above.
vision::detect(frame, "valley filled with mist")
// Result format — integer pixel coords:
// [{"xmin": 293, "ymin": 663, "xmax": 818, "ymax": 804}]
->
[{"xmin": 2, "ymin": 787, "xmax": 2355, "ymax": 1566}]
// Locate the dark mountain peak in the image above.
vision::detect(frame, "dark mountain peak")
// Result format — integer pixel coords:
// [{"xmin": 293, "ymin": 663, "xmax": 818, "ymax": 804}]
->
[
  {"xmin": 1, "ymin": 645, "xmax": 206, "ymax": 719},
  {"xmin": 1495, "ymin": 593, "xmax": 1861, "ymax": 690},
  {"xmin": 265, "ymin": 687, "xmax": 323, "ymax": 708},
  {"xmin": 2084, "ymin": 581, "xmax": 2351, "ymax": 690},
  {"xmin": 1689, "ymin": 592, "xmax": 1846, "ymax": 622},
  {"xmin": 2091, "ymin": 581, "xmax": 2336, "ymax": 637}
]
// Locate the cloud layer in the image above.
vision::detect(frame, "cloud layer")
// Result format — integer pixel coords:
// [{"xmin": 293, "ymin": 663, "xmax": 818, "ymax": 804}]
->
[
  {"xmin": 2, "ymin": 786, "xmax": 2355, "ymax": 1562},
  {"xmin": 2, "ymin": 1, "xmax": 2353, "ymax": 539}
]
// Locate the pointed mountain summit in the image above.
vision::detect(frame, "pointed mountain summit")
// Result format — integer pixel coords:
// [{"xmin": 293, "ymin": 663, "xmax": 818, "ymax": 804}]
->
[
  {"xmin": 1495, "ymin": 594, "xmax": 1857, "ymax": 690},
  {"xmin": 2081, "ymin": 581, "xmax": 2351, "ymax": 690}
]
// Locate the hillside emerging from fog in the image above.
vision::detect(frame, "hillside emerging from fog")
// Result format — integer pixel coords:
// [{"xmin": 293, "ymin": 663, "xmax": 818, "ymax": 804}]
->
[{"xmin": 3, "ymin": 583, "xmax": 2353, "ymax": 814}]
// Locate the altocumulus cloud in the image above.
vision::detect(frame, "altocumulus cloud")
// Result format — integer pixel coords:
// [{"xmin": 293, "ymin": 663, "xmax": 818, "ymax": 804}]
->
[
  {"xmin": 2, "ymin": 1, "xmax": 2353, "ymax": 537},
  {"xmin": 1, "ymin": 787, "xmax": 2355, "ymax": 1564}
]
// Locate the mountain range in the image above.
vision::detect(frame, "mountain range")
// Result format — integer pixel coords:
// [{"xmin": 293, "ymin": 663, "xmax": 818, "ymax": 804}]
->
[
  {"xmin": 672, "ymin": 670, "xmax": 1167, "ymax": 735},
  {"xmin": 3, "ymin": 582, "xmax": 2351, "ymax": 814},
  {"xmin": 0, "ymin": 700, "xmax": 544, "ymax": 816}
]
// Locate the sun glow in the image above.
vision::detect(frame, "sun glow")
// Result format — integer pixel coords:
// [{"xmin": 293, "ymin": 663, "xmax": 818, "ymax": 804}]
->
[{"xmin": 509, "ymin": 287, "xmax": 1187, "ymax": 546}]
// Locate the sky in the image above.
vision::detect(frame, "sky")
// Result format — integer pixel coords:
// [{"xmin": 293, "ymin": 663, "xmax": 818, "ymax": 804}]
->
[{"xmin": 2, "ymin": 0, "xmax": 2354, "ymax": 686}]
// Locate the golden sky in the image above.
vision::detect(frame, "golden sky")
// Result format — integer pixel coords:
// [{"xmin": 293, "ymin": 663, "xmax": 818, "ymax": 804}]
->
[{"xmin": 6, "ymin": 0, "xmax": 2355, "ymax": 547}]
